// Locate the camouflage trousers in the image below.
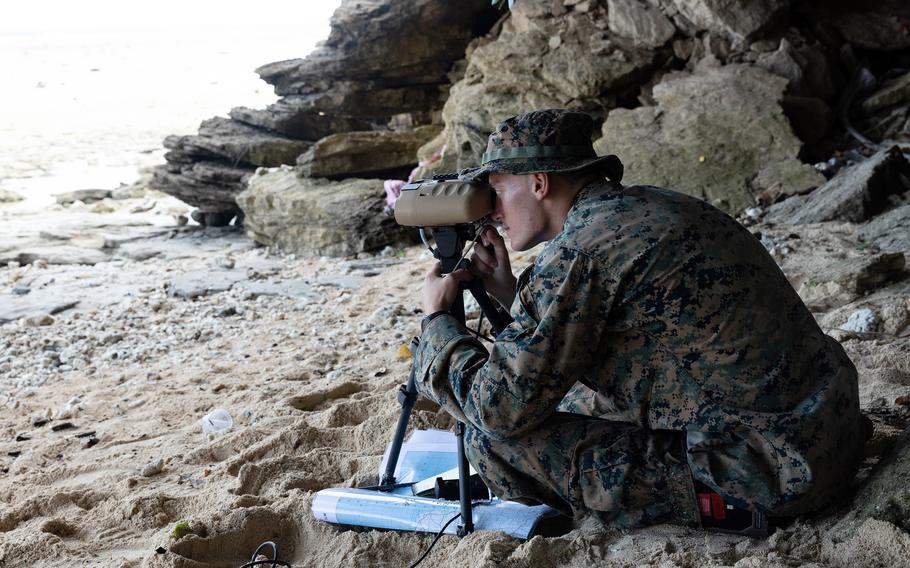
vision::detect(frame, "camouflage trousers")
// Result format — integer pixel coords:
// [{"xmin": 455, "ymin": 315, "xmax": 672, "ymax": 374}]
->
[{"xmin": 463, "ymin": 412, "xmax": 701, "ymax": 529}]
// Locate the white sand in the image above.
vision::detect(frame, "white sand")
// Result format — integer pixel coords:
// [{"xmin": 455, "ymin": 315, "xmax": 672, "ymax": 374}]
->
[{"xmin": 0, "ymin": 211, "xmax": 908, "ymax": 567}]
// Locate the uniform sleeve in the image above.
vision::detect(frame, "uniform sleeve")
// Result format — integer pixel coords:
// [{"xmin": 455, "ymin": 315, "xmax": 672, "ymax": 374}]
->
[{"xmin": 414, "ymin": 247, "xmax": 615, "ymax": 440}]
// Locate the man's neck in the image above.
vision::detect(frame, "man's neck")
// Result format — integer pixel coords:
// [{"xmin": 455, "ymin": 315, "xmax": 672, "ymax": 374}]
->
[{"xmin": 543, "ymin": 173, "xmax": 602, "ymax": 239}]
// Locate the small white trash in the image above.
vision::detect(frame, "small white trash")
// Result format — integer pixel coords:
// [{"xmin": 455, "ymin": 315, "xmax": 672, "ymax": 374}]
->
[{"xmin": 200, "ymin": 408, "xmax": 233, "ymax": 433}]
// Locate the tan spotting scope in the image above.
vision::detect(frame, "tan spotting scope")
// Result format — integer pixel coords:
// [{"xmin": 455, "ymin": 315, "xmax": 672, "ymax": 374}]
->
[{"xmin": 394, "ymin": 178, "xmax": 494, "ymax": 227}]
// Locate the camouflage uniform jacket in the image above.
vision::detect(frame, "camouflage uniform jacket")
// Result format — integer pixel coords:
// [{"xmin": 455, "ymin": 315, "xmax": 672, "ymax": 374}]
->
[{"xmin": 415, "ymin": 179, "xmax": 864, "ymax": 515}]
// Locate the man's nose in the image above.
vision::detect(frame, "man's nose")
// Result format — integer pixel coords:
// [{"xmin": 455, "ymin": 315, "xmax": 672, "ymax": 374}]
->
[{"xmin": 490, "ymin": 197, "xmax": 503, "ymax": 222}]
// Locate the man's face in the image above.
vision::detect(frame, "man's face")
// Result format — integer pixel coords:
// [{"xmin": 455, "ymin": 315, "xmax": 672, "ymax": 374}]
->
[{"xmin": 488, "ymin": 172, "xmax": 545, "ymax": 252}]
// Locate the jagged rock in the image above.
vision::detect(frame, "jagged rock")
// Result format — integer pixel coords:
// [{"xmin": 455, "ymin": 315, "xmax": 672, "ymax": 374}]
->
[
  {"xmin": 151, "ymin": 161, "xmax": 250, "ymax": 216},
  {"xmin": 154, "ymin": 0, "xmax": 496, "ymax": 218},
  {"xmin": 595, "ymin": 64, "xmax": 824, "ymax": 214},
  {"xmin": 754, "ymin": 36, "xmax": 838, "ymax": 99},
  {"xmin": 2, "ymin": 246, "xmax": 111, "ymax": 266},
  {"xmin": 0, "ymin": 296, "xmax": 79, "ymax": 325},
  {"xmin": 260, "ymin": 0, "xmax": 496, "ymax": 95},
  {"xmin": 767, "ymin": 146, "xmax": 910, "ymax": 224},
  {"xmin": 795, "ymin": 252, "xmax": 906, "ymax": 311},
  {"xmin": 862, "ymin": 72, "xmax": 910, "ymax": 114},
  {"xmin": 669, "ymin": 0, "xmax": 789, "ymax": 44},
  {"xmin": 229, "ymin": 97, "xmax": 377, "ymax": 141},
  {"xmin": 860, "ymin": 205, "xmax": 910, "ymax": 254},
  {"xmin": 296, "ymin": 125, "xmax": 441, "ymax": 178},
  {"xmin": 55, "ymin": 190, "xmax": 112, "ymax": 206},
  {"xmin": 0, "ymin": 188, "xmax": 24, "ymax": 203},
  {"xmin": 168, "ymin": 270, "xmax": 247, "ymax": 299},
  {"xmin": 607, "ymin": 0, "xmax": 676, "ymax": 48},
  {"xmin": 234, "ymin": 92, "xmax": 440, "ymax": 142},
  {"xmin": 162, "ymin": 118, "xmax": 311, "ymax": 168},
  {"xmin": 425, "ymin": 0, "xmax": 660, "ymax": 175},
  {"xmin": 236, "ymin": 169, "xmax": 415, "ymax": 257},
  {"xmin": 801, "ymin": 0, "xmax": 910, "ymax": 51}
]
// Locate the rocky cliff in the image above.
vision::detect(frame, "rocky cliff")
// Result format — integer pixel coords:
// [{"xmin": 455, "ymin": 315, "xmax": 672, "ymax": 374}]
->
[
  {"xmin": 152, "ymin": 0, "xmax": 498, "ymax": 230},
  {"xmin": 153, "ymin": 0, "xmax": 910, "ymax": 257}
]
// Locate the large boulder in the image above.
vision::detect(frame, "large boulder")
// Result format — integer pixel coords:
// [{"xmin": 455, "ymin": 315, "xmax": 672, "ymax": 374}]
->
[
  {"xmin": 761, "ymin": 221, "xmax": 909, "ymax": 311},
  {"xmin": 767, "ymin": 146, "xmax": 910, "ymax": 224},
  {"xmin": 794, "ymin": 252, "xmax": 906, "ymax": 311},
  {"xmin": 231, "ymin": 0, "xmax": 497, "ymax": 137},
  {"xmin": 261, "ymin": 0, "xmax": 496, "ymax": 95},
  {"xmin": 607, "ymin": 0, "xmax": 676, "ymax": 48},
  {"xmin": 668, "ymin": 0, "xmax": 789, "ymax": 44},
  {"xmin": 754, "ymin": 36, "xmax": 839, "ymax": 100},
  {"xmin": 155, "ymin": 118, "xmax": 313, "ymax": 217},
  {"xmin": 862, "ymin": 72, "xmax": 910, "ymax": 115},
  {"xmin": 152, "ymin": 161, "xmax": 251, "ymax": 216},
  {"xmin": 594, "ymin": 64, "xmax": 824, "ymax": 214},
  {"xmin": 860, "ymin": 205, "xmax": 910, "ymax": 255},
  {"xmin": 162, "ymin": 118, "xmax": 311, "ymax": 168},
  {"xmin": 296, "ymin": 125, "xmax": 441, "ymax": 179},
  {"xmin": 423, "ymin": 0, "xmax": 662, "ymax": 175},
  {"xmin": 236, "ymin": 169, "xmax": 415, "ymax": 256}
]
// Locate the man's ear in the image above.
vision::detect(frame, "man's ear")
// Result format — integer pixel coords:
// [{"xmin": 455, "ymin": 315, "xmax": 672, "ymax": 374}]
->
[{"xmin": 531, "ymin": 173, "xmax": 550, "ymax": 201}]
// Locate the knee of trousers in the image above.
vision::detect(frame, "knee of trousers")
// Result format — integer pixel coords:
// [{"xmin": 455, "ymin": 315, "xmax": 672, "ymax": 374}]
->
[
  {"xmin": 462, "ymin": 425, "xmax": 576, "ymax": 514},
  {"xmin": 576, "ymin": 440, "xmax": 699, "ymax": 528}
]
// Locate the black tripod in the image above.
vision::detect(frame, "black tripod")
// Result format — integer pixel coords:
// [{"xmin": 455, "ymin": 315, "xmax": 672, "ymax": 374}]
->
[{"xmin": 378, "ymin": 225, "xmax": 513, "ymax": 536}]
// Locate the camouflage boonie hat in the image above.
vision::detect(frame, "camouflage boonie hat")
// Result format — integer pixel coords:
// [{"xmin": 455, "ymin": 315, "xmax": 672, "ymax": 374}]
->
[{"xmin": 461, "ymin": 108, "xmax": 623, "ymax": 183}]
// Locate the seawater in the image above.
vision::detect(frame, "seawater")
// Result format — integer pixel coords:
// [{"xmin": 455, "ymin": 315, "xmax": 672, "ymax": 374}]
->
[{"xmin": 0, "ymin": 24, "xmax": 328, "ymax": 213}]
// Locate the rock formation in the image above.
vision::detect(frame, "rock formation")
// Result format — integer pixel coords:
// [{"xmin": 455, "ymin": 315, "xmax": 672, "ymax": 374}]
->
[
  {"xmin": 237, "ymin": 169, "xmax": 416, "ymax": 257},
  {"xmin": 595, "ymin": 64, "xmax": 824, "ymax": 213},
  {"xmin": 768, "ymin": 146, "xmax": 910, "ymax": 224},
  {"xmin": 154, "ymin": 0, "xmax": 910, "ymax": 257},
  {"xmin": 296, "ymin": 125, "xmax": 441, "ymax": 179},
  {"xmin": 153, "ymin": 0, "xmax": 498, "ymax": 234}
]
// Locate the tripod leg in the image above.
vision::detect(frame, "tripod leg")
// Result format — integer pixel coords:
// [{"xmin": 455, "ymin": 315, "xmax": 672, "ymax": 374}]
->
[
  {"xmin": 455, "ymin": 422, "xmax": 475, "ymax": 535},
  {"xmin": 465, "ymin": 278, "xmax": 513, "ymax": 335},
  {"xmin": 380, "ymin": 340, "xmax": 420, "ymax": 488}
]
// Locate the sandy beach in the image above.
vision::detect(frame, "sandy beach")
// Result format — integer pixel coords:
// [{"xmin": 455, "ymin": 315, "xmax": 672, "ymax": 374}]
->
[
  {"xmin": 2, "ymin": 4, "xmax": 910, "ymax": 567},
  {"xmin": 1, "ymin": 213, "xmax": 909, "ymax": 567}
]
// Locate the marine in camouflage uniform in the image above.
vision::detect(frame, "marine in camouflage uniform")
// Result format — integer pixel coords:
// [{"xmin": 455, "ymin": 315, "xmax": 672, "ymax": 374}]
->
[{"xmin": 414, "ymin": 109, "xmax": 865, "ymax": 529}]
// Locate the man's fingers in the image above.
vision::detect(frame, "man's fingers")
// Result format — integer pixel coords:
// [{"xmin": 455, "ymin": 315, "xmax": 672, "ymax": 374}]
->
[
  {"xmin": 480, "ymin": 228, "xmax": 510, "ymax": 268},
  {"xmin": 425, "ymin": 262, "xmax": 443, "ymax": 281},
  {"xmin": 470, "ymin": 257, "xmax": 494, "ymax": 276},
  {"xmin": 481, "ymin": 227, "xmax": 509, "ymax": 260},
  {"xmin": 472, "ymin": 244, "xmax": 497, "ymax": 269},
  {"xmin": 449, "ymin": 268, "xmax": 474, "ymax": 283}
]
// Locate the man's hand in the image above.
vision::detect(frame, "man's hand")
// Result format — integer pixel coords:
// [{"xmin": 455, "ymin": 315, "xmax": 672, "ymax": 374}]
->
[
  {"xmin": 470, "ymin": 226, "xmax": 517, "ymax": 308},
  {"xmin": 422, "ymin": 263, "xmax": 473, "ymax": 314}
]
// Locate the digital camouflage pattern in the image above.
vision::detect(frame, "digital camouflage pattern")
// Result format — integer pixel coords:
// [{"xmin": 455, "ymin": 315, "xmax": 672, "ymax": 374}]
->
[
  {"xmin": 415, "ymin": 180, "xmax": 865, "ymax": 528},
  {"xmin": 460, "ymin": 108, "xmax": 624, "ymax": 183}
]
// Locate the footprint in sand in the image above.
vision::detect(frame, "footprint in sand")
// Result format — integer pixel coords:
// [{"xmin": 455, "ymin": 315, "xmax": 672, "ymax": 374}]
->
[
  {"xmin": 169, "ymin": 507, "xmax": 298, "ymax": 566},
  {"xmin": 286, "ymin": 381, "xmax": 365, "ymax": 411}
]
